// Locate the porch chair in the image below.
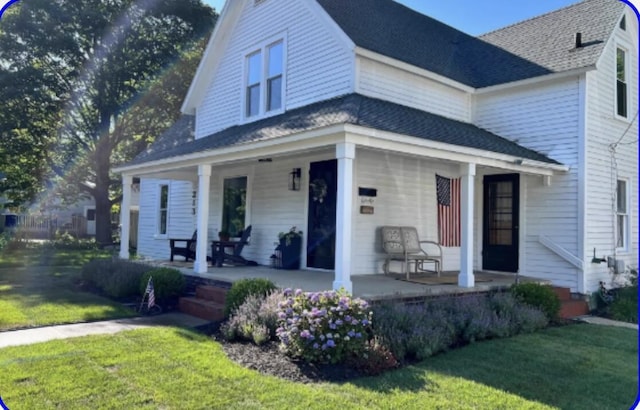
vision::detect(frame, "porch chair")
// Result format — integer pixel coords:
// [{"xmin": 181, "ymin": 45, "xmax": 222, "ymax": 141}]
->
[
  {"xmin": 169, "ymin": 230, "xmax": 197, "ymax": 262},
  {"xmin": 381, "ymin": 226, "xmax": 442, "ymax": 280},
  {"xmin": 212, "ymin": 225, "xmax": 257, "ymax": 266}
]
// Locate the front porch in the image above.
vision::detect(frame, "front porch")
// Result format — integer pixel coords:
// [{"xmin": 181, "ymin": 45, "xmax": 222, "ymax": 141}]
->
[{"xmin": 152, "ymin": 262, "xmax": 545, "ymax": 300}]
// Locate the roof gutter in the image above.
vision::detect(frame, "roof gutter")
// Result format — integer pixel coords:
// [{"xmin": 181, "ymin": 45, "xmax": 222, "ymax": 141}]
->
[{"xmin": 474, "ymin": 65, "xmax": 596, "ymax": 94}]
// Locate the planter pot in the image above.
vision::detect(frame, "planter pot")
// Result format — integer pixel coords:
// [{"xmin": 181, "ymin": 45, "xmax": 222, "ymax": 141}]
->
[{"xmin": 279, "ymin": 236, "xmax": 302, "ymax": 270}]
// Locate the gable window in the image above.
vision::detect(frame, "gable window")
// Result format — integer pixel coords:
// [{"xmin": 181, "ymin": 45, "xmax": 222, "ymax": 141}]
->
[
  {"xmin": 620, "ymin": 15, "xmax": 626, "ymax": 31},
  {"xmin": 158, "ymin": 184, "xmax": 169, "ymax": 235},
  {"xmin": 616, "ymin": 47, "xmax": 628, "ymax": 118},
  {"xmin": 616, "ymin": 179, "xmax": 629, "ymax": 250},
  {"xmin": 222, "ymin": 176, "xmax": 247, "ymax": 237},
  {"xmin": 244, "ymin": 39, "xmax": 285, "ymax": 119}
]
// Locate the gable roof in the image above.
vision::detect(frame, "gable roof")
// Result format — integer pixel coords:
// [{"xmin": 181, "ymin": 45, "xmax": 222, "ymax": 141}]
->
[
  {"xmin": 130, "ymin": 94, "xmax": 560, "ymax": 167},
  {"xmin": 480, "ymin": 0, "xmax": 626, "ymax": 75},
  {"xmin": 317, "ymin": 0, "xmax": 626, "ymax": 88}
]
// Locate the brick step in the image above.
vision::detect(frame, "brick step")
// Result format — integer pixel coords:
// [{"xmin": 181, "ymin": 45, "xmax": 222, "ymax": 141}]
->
[
  {"xmin": 559, "ymin": 300, "xmax": 589, "ymax": 319},
  {"xmin": 179, "ymin": 297, "xmax": 225, "ymax": 321},
  {"xmin": 195, "ymin": 285, "xmax": 228, "ymax": 304},
  {"xmin": 552, "ymin": 286, "xmax": 572, "ymax": 302}
]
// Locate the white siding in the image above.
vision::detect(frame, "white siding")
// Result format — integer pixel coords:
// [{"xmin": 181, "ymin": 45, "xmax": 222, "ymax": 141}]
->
[
  {"xmin": 475, "ymin": 78, "xmax": 582, "ymax": 291},
  {"xmin": 136, "ymin": 179, "xmax": 195, "ymax": 261},
  {"xmin": 584, "ymin": 25, "xmax": 639, "ymax": 291},
  {"xmin": 196, "ymin": 0, "xmax": 353, "ymax": 138},
  {"xmin": 357, "ymin": 57, "xmax": 471, "ymax": 122},
  {"xmin": 353, "ymin": 149, "xmax": 462, "ymax": 276}
]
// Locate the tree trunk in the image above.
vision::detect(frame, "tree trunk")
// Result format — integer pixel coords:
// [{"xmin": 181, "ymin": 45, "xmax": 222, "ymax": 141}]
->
[{"xmin": 93, "ymin": 111, "xmax": 114, "ymax": 246}]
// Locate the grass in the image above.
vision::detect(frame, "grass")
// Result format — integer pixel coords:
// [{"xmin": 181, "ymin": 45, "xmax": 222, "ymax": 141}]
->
[
  {"xmin": 0, "ymin": 247, "xmax": 135, "ymax": 330},
  {"xmin": 0, "ymin": 324, "xmax": 636, "ymax": 409}
]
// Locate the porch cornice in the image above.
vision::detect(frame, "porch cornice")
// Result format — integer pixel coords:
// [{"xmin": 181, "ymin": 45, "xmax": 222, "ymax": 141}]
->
[
  {"xmin": 114, "ymin": 122, "xmax": 568, "ymax": 178},
  {"xmin": 342, "ymin": 124, "xmax": 570, "ymax": 176}
]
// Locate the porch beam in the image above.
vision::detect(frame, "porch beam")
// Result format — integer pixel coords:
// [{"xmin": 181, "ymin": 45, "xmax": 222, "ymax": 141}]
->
[
  {"xmin": 195, "ymin": 164, "xmax": 211, "ymax": 274},
  {"xmin": 334, "ymin": 142, "xmax": 355, "ymax": 294},
  {"xmin": 119, "ymin": 175, "xmax": 133, "ymax": 259},
  {"xmin": 458, "ymin": 163, "xmax": 475, "ymax": 287}
]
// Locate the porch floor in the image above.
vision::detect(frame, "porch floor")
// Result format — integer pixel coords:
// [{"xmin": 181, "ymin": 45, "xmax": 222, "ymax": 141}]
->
[{"xmin": 155, "ymin": 262, "xmax": 546, "ymax": 300}]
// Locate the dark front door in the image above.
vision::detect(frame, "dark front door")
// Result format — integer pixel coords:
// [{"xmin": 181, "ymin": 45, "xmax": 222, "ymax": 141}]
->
[
  {"xmin": 483, "ymin": 174, "xmax": 519, "ymax": 272},
  {"xmin": 307, "ymin": 159, "xmax": 337, "ymax": 269}
]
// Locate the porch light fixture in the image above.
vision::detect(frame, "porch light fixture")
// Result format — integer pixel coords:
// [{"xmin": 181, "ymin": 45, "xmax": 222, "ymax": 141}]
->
[{"xmin": 289, "ymin": 168, "xmax": 301, "ymax": 191}]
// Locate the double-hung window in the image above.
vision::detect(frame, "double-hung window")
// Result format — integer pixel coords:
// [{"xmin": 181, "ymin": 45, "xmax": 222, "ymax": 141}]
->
[
  {"xmin": 616, "ymin": 47, "xmax": 628, "ymax": 118},
  {"xmin": 244, "ymin": 39, "xmax": 284, "ymax": 119},
  {"xmin": 158, "ymin": 184, "xmax": 169, "ymax": 236},
  {"xmin": 616, "ymin": 179, "xmax": 629, "ymax": 250}
]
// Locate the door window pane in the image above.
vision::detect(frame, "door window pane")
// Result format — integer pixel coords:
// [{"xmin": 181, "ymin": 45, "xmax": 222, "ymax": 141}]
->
[{"xmin": 222, "ymin": 177, "xmax": 247, "ymax": 237}]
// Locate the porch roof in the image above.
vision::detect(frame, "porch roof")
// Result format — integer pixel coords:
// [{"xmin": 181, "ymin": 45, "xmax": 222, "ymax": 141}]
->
[{"xmin": 125, "ymin": 94, "xmax": 560, "ymax": 170}]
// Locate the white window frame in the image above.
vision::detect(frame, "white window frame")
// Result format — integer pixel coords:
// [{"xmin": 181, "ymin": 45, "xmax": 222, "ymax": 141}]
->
[
  {"xmin": 156, "ymin": 182, "xmax": 170, "ymax": 238},
  {"xmin": 241, "ymin": 33, "xmax": 287, "ymax": 122},
  {"xmin": 616, "ymin": 178, "xmax": 630, "ymax": 251},
  {"xmin": 614, "ymin": 40, "xmax": 632, "ymax": 121}
]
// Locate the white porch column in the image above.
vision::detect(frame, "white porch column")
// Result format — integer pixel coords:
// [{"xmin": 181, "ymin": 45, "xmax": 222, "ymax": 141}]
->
[
  {"xmin": 334, "ymin": 142, "xmax": 355, "ymax": 294},
  {"xmin": 119, "ymin": 175, "xmax": 132, "ymax": 259},
  {"xmin": 195, "ymin": 164, "xmax": 211, "ymax": 274},
  {"xmin": 458, "ymin": 163, "xmax": 476, "ymax": 288}
]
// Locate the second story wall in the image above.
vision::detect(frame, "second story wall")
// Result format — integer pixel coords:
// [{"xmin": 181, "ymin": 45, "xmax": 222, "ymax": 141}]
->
[
  {"xmin": 196, "ymin": 0, "xmax": 354, "ymax": 139},
  {"xmin": 356, "ymin": 56, "xmax": 471, "ymax": 122}
]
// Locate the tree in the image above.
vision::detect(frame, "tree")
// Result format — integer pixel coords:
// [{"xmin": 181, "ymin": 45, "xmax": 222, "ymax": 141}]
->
[{"xmin": 0, "ymin": 0, "xmax": 216, "ymax": 243}]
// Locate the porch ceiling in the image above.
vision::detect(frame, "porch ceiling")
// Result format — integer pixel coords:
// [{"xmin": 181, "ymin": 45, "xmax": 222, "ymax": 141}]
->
[{"xmin": 114, "ymin": 94, "xmax": 567, "ymax": 177}]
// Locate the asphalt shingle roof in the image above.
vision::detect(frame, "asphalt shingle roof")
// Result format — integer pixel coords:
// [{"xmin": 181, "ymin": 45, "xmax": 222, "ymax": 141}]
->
[
  {"xmin": 317, "ymin": 0, "xmax": 625, "ymax": 87},
  {"xmin": 130, "ymin": 94, "xmax": 559, "ymax": 167}
]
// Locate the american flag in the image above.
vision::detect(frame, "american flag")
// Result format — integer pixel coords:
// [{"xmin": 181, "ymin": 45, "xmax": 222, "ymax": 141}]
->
[
  {"xmin": 145, "ymin": 277, "xmax": 156, "ymax": 308},
  {"xmin": 436, "ymin": 175, "xmax": 461, "ymax": 247}
]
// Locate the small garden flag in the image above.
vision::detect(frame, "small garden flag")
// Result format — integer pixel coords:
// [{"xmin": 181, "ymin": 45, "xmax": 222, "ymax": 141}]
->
[
  {"xmin": 436, "ymin": 174, "xmax": 461, "ymax": 247},
  {"xmin": 145, "ymin": 276, "xmax": 156, "ymax": 308}
]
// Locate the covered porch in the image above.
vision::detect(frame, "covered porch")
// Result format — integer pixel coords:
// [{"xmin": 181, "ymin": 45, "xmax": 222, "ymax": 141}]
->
[{"xmin": 115, "ymin": 95, "xmax": 568, "ymax": 294}]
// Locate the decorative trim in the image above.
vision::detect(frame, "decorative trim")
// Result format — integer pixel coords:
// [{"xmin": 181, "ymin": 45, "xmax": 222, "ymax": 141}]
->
[{"xmin": 538, "ymin": 235, "xmax": 584, "ymax": 270}]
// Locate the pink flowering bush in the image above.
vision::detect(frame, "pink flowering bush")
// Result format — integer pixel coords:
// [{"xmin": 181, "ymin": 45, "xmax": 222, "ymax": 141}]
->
[{"xmin": 276, "ymin": 288, "xmax": 372, "ymax": 364}]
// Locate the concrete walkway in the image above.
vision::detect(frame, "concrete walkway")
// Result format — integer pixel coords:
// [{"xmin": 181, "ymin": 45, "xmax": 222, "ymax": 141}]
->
[
  {"xmin": 575, "ymin": 315, "xmax": 639, "ymax": 330},
  {"xmin": 0, "ymin": 313, "xmax": 210, "ymax": 349}
]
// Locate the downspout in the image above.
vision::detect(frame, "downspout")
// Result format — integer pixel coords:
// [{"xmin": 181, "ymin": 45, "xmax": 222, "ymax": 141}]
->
[{"xmin": 577, "ymin": 73, "xmax": 588, "ymax": 294}]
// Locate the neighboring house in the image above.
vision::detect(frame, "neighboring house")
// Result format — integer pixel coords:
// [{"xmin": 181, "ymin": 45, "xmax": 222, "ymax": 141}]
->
[{"xmin": 114, "ymin": 0, "xmax": 638, "ymax": 295}]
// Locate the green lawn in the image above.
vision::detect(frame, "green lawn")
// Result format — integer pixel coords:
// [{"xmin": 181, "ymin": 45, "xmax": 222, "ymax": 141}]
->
[
  {"xmin": 0, "ymin": 324, "xmax": 636, "ymax": 409},
  {"xmin": 0, "ymin": 248, "xmax": 135, "ymax": 330}
]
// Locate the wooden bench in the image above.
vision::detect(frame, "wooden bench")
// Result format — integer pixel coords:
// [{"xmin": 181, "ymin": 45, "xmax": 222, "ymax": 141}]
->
[{"xmin": 381, "ymin": 226, "xmax": 442, "ymax": 279}]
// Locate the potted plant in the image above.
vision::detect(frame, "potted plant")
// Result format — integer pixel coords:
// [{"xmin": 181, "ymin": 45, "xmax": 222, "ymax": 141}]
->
[
  {"xmin": 277, "ymin": 226, "xmax": 303, "ymax": 269},
  {"xmin": 218, "ymin": 230, "xmax": 231, "ymax": 242}
]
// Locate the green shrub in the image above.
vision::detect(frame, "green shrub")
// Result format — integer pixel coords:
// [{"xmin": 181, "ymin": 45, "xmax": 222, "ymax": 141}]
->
[
  {"xmin": 511, "ymin": 283, "xmax": 560, "ymax": 320},
  {"xmin": 221, "ymin": 290, "xmax": 284, "ymax": 345},
  {"xmin": 139, "ymin": 268, "xmax": 185, "ymax": 304},
  {"xmin": 81, "ymin": 258, "xmax": 154, "ymax": 298},
  {"xmin": 609, "ymin": 286, "xmax": 638, "ymax": 323},
  {"xmin": 224, "ymin": 278, "xmax": 277, "ymax": 316},
  {"xmin": 276, "ymin": 289, "xmax": 373, "ymax": 364}
]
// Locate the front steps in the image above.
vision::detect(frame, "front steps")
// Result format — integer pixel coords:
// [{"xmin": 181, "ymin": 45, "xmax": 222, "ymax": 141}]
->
[
  {"xmin": 553, "ymin": 287, "xmax": 589, "ymax": 319},
  {"xmin": 179, "ymin": 285, "xmax": 228, "ymax": 321}
]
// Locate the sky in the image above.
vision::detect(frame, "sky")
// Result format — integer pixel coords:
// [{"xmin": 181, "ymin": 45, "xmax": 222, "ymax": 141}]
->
[{"xmin": 202, "ymin": 0, "xmax": 635, "ymax": 36}]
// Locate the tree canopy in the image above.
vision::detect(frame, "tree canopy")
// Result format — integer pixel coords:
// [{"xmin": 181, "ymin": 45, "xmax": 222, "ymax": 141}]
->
[{"xmin": 0, "ymin": 0, "xmax": 216, "ymax": 243}]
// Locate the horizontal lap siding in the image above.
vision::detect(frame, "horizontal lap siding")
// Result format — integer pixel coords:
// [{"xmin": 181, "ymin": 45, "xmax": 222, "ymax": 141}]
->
[
  {"xmin": 353, "ymin": 149, "xmax": 462, "ymax": 275},
  {"xmin": 475, "ymin": 79, "xmax": 581, "ymax": 290},
  {"xmin": 585, "ymin": 29, "xmax": 639, "ymax": 291},
  {"xmin": 137, "ymin": 179, "xmax": 195, "ymax": 261},
  {"xmin": 196, "ymin": 0, "xmax": 352, "ymax": 138},
  {"xmin": 357, "ymin": 57, "xmax": 470, "ymax": 122}
]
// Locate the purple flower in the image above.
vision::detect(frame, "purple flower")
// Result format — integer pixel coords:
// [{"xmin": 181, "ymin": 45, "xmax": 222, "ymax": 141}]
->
[
  {"xmin": 335, "ymin": 319, "xmax": 343, "ymax": 326},
  {"xmin": 329, "ymin": 323, "xmax": 337, "ymax": 330},
  {"xmin": 278, "ymin": 312, "xmax": 287, "ymax": 319},
  {"xmin": 327, "ymin": 339, "xmax": 336, "ymax": 348},
  {"xmin": 351, "ymin": 319, "xmax": 359, "ymax": 325},
  {"xmin": 295, "ymin": 289, "xmax": 303, "ymax": 296},
  {"xmin": 362, "ymin": 319, "xmax": 370, "ymax": 326},
  {"xmin": 313, "ymin": 343, "xmax": 320, "ymax": 349},
  {"xmin": 310, "ymin": 293, "xmax": 320, "ymax": 303},
  {"xmin": 347, "ymin": 330, "xmax": 356, "ymax": 337},
  {"xmin": 300, "ymin": 330, "xmax": 311, "ymax": 339},
  {"xmin": 326, "ymin": 333, "xmax": 333, "ymax": 339},
  {"xmin": 355, "ymin": 332, "xmax": 362, "ymax": 338},
  {"xmin": 284, "ymin": 288, "xmax": 293, "ymax": 296}
]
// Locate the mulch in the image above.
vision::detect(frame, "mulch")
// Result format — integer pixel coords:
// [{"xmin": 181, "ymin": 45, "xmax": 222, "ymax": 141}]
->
[{"xmin": 198, "ymin": 324, "xmax": 367, "ymax": 384}]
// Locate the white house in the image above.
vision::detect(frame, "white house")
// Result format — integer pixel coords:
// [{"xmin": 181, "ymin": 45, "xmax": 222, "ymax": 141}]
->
[{"xmin": 114, "ymin": 0, "xmax": 638, "ymax": 295}]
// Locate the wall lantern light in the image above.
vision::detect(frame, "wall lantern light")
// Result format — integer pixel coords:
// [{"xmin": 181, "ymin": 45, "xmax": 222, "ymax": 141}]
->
[{"xmin": 289, "ymin": 168, "xmax": 301, "ymax": 191}]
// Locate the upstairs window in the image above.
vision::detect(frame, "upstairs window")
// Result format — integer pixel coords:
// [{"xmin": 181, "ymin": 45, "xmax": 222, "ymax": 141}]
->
[
  {"xmin": 616, "ymin": 179, "xmax": 629, "ymax": 250},
  {"xmin": 616, "ymin": 47, "xmax": 628, "ymax": 118},
  {"xmin": 244, "ymin": 39, "xmax": 285, "ymax": 119},
  {"xmin": 620, "ymin": 15, "xmax": 626, "ymax": 31}
]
